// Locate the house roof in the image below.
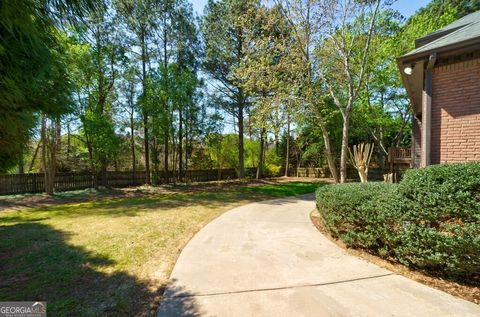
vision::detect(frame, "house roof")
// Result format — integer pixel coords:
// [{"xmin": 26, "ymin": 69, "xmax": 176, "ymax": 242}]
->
[
  {"xmin": 418, "ymin": 10, "xmax": 480, "ymax": 42},
  {"xmin": 397, "ymin": 10, "xmax": 480, "ymax": 114},
  {"xmin": 399, "ymin": 10, "xmax": 480, "ymax": 63}
]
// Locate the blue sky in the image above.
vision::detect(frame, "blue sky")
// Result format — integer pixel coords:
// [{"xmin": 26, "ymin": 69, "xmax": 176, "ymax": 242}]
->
[
  {"xmin": 191, "ymin": 0, "xmax": 432, "ymax": 17},
  {"xmin": 391, "ymin": 0, "xmax": 431, "ymax": 18}
]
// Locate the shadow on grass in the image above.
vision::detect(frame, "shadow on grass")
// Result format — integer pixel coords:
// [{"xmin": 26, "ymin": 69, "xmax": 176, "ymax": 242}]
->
[
  {"xmin": 0, "ymin": 222, "xmax": 173, "ymax": 316},
  {"xmin": 0, "ymin": 181, "xmax": 326, "ymax": 316},
  {"xmin": 11, "ymin": 193, "xmax": 243, "ymax": 219},
  {"xmin": 0, "ymin": 182, "xmax": 325, "ymax": 220}
]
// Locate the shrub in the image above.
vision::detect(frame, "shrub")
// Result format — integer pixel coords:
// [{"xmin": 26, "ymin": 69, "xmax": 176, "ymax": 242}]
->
[
  {"xmin": 395, "ymin": 163, "xmax": 480, "ymax": 277},
  {"xmin": 316, "ymin": 182, "xmax": 397, "ymax": 249},
  {"xmin": 264, "ymin": 163, "xmax": 282, "ymax": 177},
  {"xmin": 316, "ymin": 163, "xmax": 480, "ymax": 279}
]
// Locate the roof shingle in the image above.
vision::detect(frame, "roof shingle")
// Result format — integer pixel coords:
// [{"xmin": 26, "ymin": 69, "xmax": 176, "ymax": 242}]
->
[{"xmin": 400, "ymin": 10, "xmax": 480, "ymax": 59}]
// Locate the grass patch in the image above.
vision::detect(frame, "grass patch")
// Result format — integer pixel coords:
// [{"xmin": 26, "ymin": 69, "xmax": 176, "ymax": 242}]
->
[{"xmin": 0, "ymin": 180, "xmax": 320, "ymax": 316}]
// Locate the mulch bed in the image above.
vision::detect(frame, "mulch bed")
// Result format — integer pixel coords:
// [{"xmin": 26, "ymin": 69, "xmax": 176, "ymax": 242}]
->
[{"xmin": 310, "ymin": 213, "xmax": 480, "ymax": 304}]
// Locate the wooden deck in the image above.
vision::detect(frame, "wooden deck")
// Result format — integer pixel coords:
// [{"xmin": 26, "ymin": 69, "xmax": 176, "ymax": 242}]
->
[{"xmin": 388, "ymin": 147, "xmax": 412, "ymax": 166}]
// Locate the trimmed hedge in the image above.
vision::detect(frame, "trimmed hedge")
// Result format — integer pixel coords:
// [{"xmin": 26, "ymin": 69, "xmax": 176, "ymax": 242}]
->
[{"xmin": 316, "ymin": 163, "xmax": 480, "ymax": 279}]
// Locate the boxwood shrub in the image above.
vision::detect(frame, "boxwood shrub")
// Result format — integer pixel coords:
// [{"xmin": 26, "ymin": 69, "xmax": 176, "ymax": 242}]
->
[
  {"xmin": 316, "ymin": 163, "xmax": 480, "ymax": 279},
  {"xmin": 316, "ymin": 183, "xmax": 398, "ymax": 250}
]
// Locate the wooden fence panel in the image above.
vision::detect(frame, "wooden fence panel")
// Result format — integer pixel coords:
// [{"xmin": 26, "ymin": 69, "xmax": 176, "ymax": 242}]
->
[
  {"xmin": 55, "ymin": 173, "xmax": 94, "ymax": 192},
  {"xmin": 0, "ymin": 168, "xmax": 263, "ymax": 195},
  {"xmin": 295, "ymin": 167, "xmax": 386, "ymax": 181},
  {"xmin": 0, "ymin": 174, "xmax": 44, "ymax": 195},
  {"xmin": 103, "ymin": 171, "xmax": 146, "ymax": 188}
]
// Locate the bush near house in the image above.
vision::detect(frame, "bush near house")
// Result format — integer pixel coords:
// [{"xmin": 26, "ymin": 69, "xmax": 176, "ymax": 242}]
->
[{"xmin": 316, "ymin": 162, "xmax": 480, "ymax": 279}]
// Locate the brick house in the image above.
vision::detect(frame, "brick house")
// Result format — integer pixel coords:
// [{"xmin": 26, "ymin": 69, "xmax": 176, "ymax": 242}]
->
[{"xmin": 397, "ymin": 11, "xmax": 480, "ymax": 167}]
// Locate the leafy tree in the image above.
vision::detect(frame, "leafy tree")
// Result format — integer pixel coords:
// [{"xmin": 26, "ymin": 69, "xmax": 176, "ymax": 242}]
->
[
  {"xmin": 65, "ymin": 5, "xmax": 123, "ymax": 187},
  {"xmin": 235, "ymin": 2, "xmax": 293, "ymax": 178},
  {"xmin": 275, "ymin": 0, "xmax": 342, "ymax": 182},
  {"xmin": 202, "ymin": 0, "xmax": 260, "ymax": 178},
  {"xmin": 0, "ymin": 0, "xmax": 96, "ymax": 172},
  {"xmin": 117, "ymin": 63, "xmax": 140, "ymax": 173},
  {"xmin": 415, "ymin": 0, "xmax": 480, "ymax": 20},
  {"xmin": 115, "ymin": 0, "xmax": 159, "ymax": 184},
  {"xmin": 314, "ymin": 0, "xmax": 382, "ymax": 183}
]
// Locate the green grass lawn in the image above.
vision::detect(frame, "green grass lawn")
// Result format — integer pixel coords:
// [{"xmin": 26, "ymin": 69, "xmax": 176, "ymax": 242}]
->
[{"xmin": 0, "ymin": 180, "xmax": 321, "ymax": 316}]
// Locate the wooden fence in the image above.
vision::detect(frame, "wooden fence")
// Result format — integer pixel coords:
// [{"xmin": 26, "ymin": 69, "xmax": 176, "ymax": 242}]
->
[
  {"xmin": 1, "ymin": 165, "xmax": 394, "ymax": 195},
  {"xmin": 0, "ymin": 168, "xmax": 256, "ymax": 195},
  {"xmin": 295, "ymin": 167, "xmax": 386, "ymax": 181}
]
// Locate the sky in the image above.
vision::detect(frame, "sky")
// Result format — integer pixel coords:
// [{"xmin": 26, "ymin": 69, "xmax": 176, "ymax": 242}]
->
[{"xmin": 191, "ymin": 0, "xmax": 432, "ymax": 17}]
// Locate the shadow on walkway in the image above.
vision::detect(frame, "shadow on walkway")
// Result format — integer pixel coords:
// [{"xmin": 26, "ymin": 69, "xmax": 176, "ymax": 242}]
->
[{"xmin": 157, "ymin": 280, "xmax": 203, "ymax": 317}]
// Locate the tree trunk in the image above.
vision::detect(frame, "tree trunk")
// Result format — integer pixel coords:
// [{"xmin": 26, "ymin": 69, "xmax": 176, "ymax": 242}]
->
[
  {"xmin": 86, "ymin": 135, "xmax": 97, "ymax": 189},
  {"xmin": 285, "ymin": 115, "xmax": 290, "ymax": 177},
  {"xmin": 41, "ymin": 115, "xmax": 55, "ymax": 195},
  {"xmin": 18, "ymin": 150, "xmax": 24, "ymax": 174},
  {"xmin": 185, "ymin": 114, "xmax": 189, "ymax": 178},
  {"xmin": 130, "ymin": 113, "xmax": 136, "ymax": 173},
  {"xmin": 238, "ymin": 91, "xmax": 245, "ymax": 179},
  {"xmin": 377, "ymin": 127, "xmax": 385, "ymax": 170},
  {"xmin": 317, "ymin": 115, "xmax": 339, "ymax": 183},
  {"xmin": 171, "ymin": 121, "xmax": 177, "ymax": 186},
  {"xmin": 66, "ymin": 123, "xmax": 71, "ymax": 162},
  {"xmin": 41, "ymin": 115, "xmax": 48, "ymax": 194},
  {"xmin": 101, "ymin": 157, "xmax": 108, "ymax": 187},
  {"xmin": 141, "ymin": 27, "xmax": 151, "ymax": 185},
  {"xmin": 178, "ymin": 109, "xmax": 183, "ymax": 182},
  {"xmin": 256, "ymin": 127, "xmax": 266, "ymax": 179},
  {"xmin": 163, "ymin": 131, "xmax": 169, "ymax": 183},
  {"xmin": 152, "ymin": 140, "xmax": 160, "ymax": 184},
  {"xmin": 56, "ymin": 118, "xmax": 61, "ymax": 157},
  {"xmin": 29, "ymin": 140, "xmax": 41, "ymax": 172},
  {"xmin": 162, "ymin": 24, "xmax": 170, "ymax": 184},
  {"xmin": 339, "ymin": 112, "xmax": 350, "ymax": 183},
  {"xmin": 144, "ymin": 116, "xmax": 151, "ymax": 184},
  {"xmin": 47, "ymin": 141, "xmax": 55, "ymax": 196}
]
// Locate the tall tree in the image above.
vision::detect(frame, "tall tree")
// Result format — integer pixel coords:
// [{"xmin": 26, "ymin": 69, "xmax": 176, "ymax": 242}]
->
[
  {"xmin": 314, "ymin": 0, "xmax": 382, "ymax": 183},
  {"xmin": 116, "ymin": 0, "xmax": 160, "ymax": 184},
  {"xmin": 235, "ymin": 2, "xmax": 293, "ymax": 178},
  {"xmin": 118, "ymin": 64, "xmax": 139, "ymax": 173},
  {"xmin": 74, "ymin": 4, "xmax": 122, "ymax": 187},
  {"xmin": 202, "ymin": 0, "xmax": 257, "ymax": 178},
  {"xmin": 276, "ymin": 0, "xmax": 340, "ymax": 182},
  {"xmin": 173, "ymin": 0, "xmax": 200, "ymax": 180}
]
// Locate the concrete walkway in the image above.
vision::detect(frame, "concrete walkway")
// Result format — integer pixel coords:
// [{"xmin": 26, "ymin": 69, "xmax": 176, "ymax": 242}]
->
[{"xmin": 158, "ymin": 194, "xmax": 480, "ymax": 317}]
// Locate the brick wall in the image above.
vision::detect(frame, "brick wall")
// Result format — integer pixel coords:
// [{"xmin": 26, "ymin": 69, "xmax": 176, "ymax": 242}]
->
[{"xmin": 430, "ymin": 58, "xmax": 480, "ymax": 164}]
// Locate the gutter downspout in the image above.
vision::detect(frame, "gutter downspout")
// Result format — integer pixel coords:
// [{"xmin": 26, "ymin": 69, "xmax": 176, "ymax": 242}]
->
[{"xmin": 421, "ymin": 53, "xmax": 437, "ymax": 167}]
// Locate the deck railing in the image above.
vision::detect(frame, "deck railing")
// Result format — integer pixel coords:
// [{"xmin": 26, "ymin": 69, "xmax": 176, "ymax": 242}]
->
[{"xmin": 388, "ymin": 147, "xmax": 412, "ymax": 165}]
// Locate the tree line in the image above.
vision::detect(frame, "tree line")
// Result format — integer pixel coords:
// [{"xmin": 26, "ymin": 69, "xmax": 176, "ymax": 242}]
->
[{"xmin": 1, "ymin": 0, "xmax": 479, "ymax": 193}]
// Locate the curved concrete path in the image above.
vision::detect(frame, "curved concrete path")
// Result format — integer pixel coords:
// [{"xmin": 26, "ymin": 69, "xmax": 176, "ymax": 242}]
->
[{"xmin": 158, "ymin": 194, "xmax": 480, "ymax": 317}]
